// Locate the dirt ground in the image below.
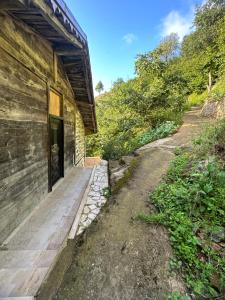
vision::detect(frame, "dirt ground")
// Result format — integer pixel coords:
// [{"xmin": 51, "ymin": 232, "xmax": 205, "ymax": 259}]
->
[{"xmin": 55, "ymin": 108, "xmax": 211, "ymax": 300}]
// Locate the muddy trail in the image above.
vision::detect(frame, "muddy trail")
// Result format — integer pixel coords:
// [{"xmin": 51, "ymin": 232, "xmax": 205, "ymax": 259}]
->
[{"xmin": 55, "ymin": 108, "xmax": 211, "ymax": 300}]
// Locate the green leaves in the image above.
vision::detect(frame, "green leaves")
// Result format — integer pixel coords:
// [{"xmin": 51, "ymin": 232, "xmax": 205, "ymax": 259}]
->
[
  {"xmin": 139, "ymin": 120, "xmax": 225, "ymax": 298},
  {"xmin": 88, "ymin": 0, "xmax": 225, "ymax": 161}
]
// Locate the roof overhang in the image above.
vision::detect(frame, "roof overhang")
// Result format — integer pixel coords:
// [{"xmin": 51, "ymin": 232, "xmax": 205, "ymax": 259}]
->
[{"xmin": 0, "ymin": 0, "xmax": 97, "ymax": 134}]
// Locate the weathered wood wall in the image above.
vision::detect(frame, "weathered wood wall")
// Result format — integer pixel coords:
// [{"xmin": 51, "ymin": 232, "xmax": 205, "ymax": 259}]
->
[{"xmin": 0, "ymin": 12, "xmax": 86, "ymax": 243}]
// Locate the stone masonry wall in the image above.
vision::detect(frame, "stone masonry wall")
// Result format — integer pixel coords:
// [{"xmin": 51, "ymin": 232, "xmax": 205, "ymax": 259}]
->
[{"xmin": 75, "ymin": 111, "xmax": 85, "ymax": 166}]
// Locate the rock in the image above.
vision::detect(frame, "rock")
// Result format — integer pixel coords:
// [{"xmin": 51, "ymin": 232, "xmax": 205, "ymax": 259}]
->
[
  {"xmin": 92, "ymin": 208, "xmax": 101, "ymax": 215},
  {"xmin": 89, "ymin": 204, "xmax": 97, "ymax": 210},
  {"xmin": 80, "ymin": 215, "xmax": 88, "ymax": 223},
  {"xmin": 86, "ymin": 199, "xmax": 98, "ymax": 205},
  {"xmin": 210, "ymin": 272, "xmax": 221, "ymax": 290},
  {"xmin": 211, "ymin": 243, "xmax": 222, "ymax": 252},
  {"xmin": 109, "ymin": 155, "xmax": 136, "ymax": 191},
  {"xmin": 82, "ymin": 219, "xmax": 92, "ymax": 227},
  {"xmin": 211, "ymin": 228, "xmax": 225, "ymax": 243},
  {"xmin": 201, "ymin": 98, "xmax": 225, "ymax": 119},
  {"xmin": 83, "ymin": 206, "xmax": 90, "ymax": 214},
  {"xmin": 88, "ymin": 213, "xmax": 97, "ymax": 221},
  {"xmin": 77, "ymin": 226, "xmax": 85, "ymax": 236}
]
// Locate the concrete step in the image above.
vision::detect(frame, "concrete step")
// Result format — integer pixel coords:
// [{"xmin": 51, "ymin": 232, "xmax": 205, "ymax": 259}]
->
[{"xmin": 0, "ymin": 167, "xmax": 93, "ymax": 299}]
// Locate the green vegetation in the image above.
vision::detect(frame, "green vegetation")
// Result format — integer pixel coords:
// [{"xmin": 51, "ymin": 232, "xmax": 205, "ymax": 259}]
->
[
  {"xmin": 187, "ymin": 76, "xmax": 225, "ymax": 108},
  {"xmin": 168, "ymin": 292, "xmax": 190, "ymax": 300},
  {"xmin": 139, "ymin": 120, "xmax": 225, "ymax": 298},
  {"xmin": 95, "ymin": 81, "xmax": 104, "ymax": 95},
  {"xmin": 88, "ymin": 0, "xmax": 225, "ymax": 160}
]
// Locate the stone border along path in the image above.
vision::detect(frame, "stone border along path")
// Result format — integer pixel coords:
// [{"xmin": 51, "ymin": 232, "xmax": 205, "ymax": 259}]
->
[{"xmin": 76, "ymin": 160, "xmax": 109, "ymax": 235}]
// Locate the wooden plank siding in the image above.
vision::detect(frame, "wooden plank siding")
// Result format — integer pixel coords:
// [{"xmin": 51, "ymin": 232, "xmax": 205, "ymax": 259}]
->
[{"xmin": 0, "ymin": 12, "xmax": 86, "ymax": 243}]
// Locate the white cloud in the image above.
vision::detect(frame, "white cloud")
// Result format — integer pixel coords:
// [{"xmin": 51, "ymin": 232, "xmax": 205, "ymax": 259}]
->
[
  {"xmin": 161, "ymin": 10, "xmax": 194, "ymax": 41},
  {"xmin": 123, "ymin": 33, "xmax": 137, "ymax": 45}
]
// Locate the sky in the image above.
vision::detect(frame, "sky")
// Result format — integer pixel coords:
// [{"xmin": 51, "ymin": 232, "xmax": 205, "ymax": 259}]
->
[{"xmin": 65, "ymin": 0, "xmax": 203, "ymax": 93}]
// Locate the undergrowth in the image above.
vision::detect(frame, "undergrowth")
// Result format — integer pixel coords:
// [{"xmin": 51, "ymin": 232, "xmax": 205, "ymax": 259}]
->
[
  {"xmin": 139, "ymin": 120, "xmax": 225, "ymax": 299},
  {"xmin": 101, "ymin": 120, "xmax": 180, "ymax": 160},
  {"xmin": 186, "ymin": 77, "xmax": 225, "ymax": 108},
  {"xmin": 137, "ymin": 121, "xmax": 179, "ymax": 147}
]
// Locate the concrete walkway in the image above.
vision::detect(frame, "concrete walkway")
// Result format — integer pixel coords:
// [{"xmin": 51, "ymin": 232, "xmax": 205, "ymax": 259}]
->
[
  {"xmin": 56, "ymin": 108, "xmax": 211, "ymax": 300},
  {"xmin": 0, "ymin": 167, "xmax": 93, "ymax": 299}
]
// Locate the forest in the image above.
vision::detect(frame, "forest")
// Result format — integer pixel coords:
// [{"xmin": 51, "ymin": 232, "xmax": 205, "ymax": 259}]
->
[{"xmin": 87, "ymin": 0, "xmax": 225, "ymax": 160}]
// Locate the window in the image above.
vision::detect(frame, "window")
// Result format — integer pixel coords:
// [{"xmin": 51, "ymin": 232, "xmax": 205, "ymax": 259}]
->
[{"xmin": 49, "ymin": 90, "xmax": 62, "ymax": 117}]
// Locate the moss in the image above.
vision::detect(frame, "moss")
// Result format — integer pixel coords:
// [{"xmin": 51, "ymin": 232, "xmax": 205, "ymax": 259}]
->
[{"xmin": 112, "ymin": 157, "xmax": 138, "ymax": 194}]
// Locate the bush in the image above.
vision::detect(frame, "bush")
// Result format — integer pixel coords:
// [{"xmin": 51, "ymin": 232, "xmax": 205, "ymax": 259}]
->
[
  {"xmin": 186, "ymin": 91, "xmax": 208, "ymax": 108},
  {"xmin": 138, "ymin": 121, "xmax": 179, "ymax": 147},
  {"xmin": 101, "ymin": 121, "xmax": 179, "ymax": 160}
]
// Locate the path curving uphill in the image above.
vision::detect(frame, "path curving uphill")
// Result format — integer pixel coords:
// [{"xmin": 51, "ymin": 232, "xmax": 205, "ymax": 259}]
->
[{"xmin": 56, "ymin": 108, "xmax": 211, "ymax": 300}]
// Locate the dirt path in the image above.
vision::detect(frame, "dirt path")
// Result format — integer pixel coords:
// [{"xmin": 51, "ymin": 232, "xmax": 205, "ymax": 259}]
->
[{"xmin": 56, "ymin": 109, "xmax": 210, "ymax": 300}]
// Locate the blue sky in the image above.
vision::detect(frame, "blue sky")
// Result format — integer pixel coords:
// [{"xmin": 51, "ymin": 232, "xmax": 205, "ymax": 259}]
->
[{"xmin": 66, "ymin": 0, "xmax": 203, "ymax": 93}]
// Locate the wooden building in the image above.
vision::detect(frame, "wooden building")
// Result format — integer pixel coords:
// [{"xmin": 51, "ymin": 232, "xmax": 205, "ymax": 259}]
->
[{"xmin": 0, "ymin": 0, "xmax": 97, "ymax": 244}]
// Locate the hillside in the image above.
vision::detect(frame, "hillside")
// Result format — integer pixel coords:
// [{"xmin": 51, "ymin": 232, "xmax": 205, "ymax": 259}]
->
[{"xmin": 87, "ymin": 0, "xmax": 225, "ymax": 160}]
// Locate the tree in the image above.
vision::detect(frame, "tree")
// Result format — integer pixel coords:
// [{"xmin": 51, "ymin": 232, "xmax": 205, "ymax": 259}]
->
[
  {"xmin": 181, "ymin": 0, "xmax": 225, "ymax": 93},
  {"xmin": 95, "ymin": 81, "xmax": 104, "ymax": 95},
  {"xmin": 87, "ymin": 0, "xmax": 225, "ymax": 162}
]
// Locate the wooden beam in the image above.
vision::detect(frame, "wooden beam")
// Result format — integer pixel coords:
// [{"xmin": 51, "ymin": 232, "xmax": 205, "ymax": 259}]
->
[
  {"xmin": 55, "ymin": 49, "xmax": 83, "ymax": 56},
  {"xmin": 0, "ymin": 0, "xmax": 26, "ymax": 10},
  {"xmin": 76, "ymin": 101, "xmax": 93, "ymax": 108},
  {"xmin": 32, "ymin": 0, "xmax": 83, "ymax": 48},
  {"xmin": 64, "ymin": 61, "xmax": 82, "ymax": 68}
]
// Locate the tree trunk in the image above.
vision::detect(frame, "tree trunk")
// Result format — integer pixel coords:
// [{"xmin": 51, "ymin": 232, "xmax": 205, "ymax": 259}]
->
[{"xmin": 207, "ymin": 71, "xmax": 212, "ymax": 93}]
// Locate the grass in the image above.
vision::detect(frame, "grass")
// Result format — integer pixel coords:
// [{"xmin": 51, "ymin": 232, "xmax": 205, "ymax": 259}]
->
[
  {"xmin": 138, "ymin": 119, "xmax": 225, "ymax": 299},
  {"xmin": 187, "ymin": 90, "xmax": 209, "ymax": 108},
  {"xmin": 186, "ymin": 76, "xmax": 225, "ymax": 108}
]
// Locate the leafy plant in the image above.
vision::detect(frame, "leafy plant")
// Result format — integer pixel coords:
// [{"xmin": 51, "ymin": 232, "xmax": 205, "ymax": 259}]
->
[
  {"xmin": 138, "ymin": 120, "xmax": 225, "ymax": 298},
  {"xmin": 138, "ymin": 121, "xmax": 179, "ymax": 146},
  {"xmin": 167, "ymin": 292, "xmax": 191, "ymax": 300}
]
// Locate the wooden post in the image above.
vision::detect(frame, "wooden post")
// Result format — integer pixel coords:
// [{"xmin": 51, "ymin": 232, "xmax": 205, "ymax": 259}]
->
[{"xmin": 53, "ymin": 52, "xmax": 58, "ymax": 83}]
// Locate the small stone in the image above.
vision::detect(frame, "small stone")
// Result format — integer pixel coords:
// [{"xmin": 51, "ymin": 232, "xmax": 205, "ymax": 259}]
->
[
  {"xmin": 89, "ymin": 204, "xmax": 97, "ymax": 210},
  {"xmin": 92, "ymin": 196, "xmax": 101, "ymax": 200},
  {"xmin": 83, "ymin": 206, "xmax": 90, "ymax": 214},
  {"xmin": 77, "ymin": 226, "xmax": 85, "ymax": 236},
  {"xmin": 89, "ymin": 213, "xmax": 97, "ymax": 221},
  {"xmin": 88, "ymin": 192, "xmax": 97, "ymax": 197},
  {"xmin": 80, "ymin": 215, "xmax": 88, "ymax": 223},
  {"xmin": 87, "ymin": 199, "xmax": 97, "ymax": 205},
  {"xmin": 210, "ymin": 272, "xmax": 221, "ymax": 290},
  {"xmin": 211, "ymin": 243, "xmax": 222, "ymax": 252},
  {"xmin": 82, "ymin": 219, "xmax": 92, "ymax": 227},
  {"xmin": 93, "ymin": 208, "xmax": 100, "ymax": 215},
  {"xmin": 93, "ymin": 187, "xmax": 101, "ymax": 192},
  {"xmin": 211, "ymin": 228, "xmax": 225, "ymax": 243}
]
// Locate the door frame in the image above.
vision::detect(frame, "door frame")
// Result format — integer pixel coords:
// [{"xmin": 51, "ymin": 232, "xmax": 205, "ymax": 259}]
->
[{"xmin": 47, "ymin": 87, "xmax": 64, "ymax": 192}]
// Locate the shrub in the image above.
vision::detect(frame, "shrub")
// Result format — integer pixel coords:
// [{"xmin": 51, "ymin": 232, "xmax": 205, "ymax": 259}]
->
[{"xmin": 138, "ymin": 121, "xmax": 179, "ymax": 147}]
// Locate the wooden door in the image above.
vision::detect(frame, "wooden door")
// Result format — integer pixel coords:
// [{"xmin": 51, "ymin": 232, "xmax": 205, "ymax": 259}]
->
[{"xmin": 50, "ymin": 116, "xmax": 64, "ymax": 187}]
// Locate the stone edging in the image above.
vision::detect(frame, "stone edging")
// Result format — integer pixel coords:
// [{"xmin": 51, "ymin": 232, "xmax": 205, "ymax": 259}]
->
[{"xmin": 76, "ymin": 160, "xmax": 109, "ymax": 235}]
